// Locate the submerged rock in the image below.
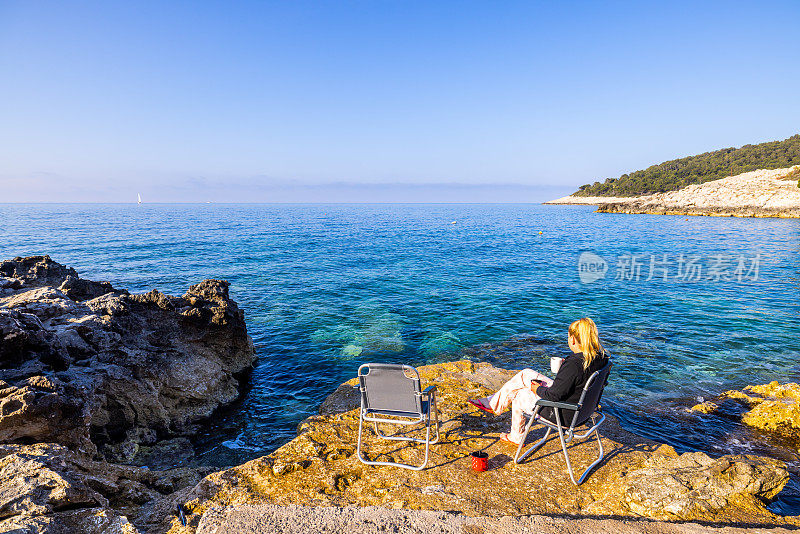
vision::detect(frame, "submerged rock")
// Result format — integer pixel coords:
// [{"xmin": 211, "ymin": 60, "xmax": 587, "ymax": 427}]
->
[{"xmin": 168, "ymin": 361, "xmax": 794, "ymax": 533}]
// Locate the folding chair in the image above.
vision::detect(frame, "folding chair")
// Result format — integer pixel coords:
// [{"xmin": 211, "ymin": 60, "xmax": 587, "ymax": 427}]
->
[
  {"xmin": 355, "ymin": 363, "xmax": 440, "ymax": 470},
  {"xmin": 514, "ymin": 361, "xmax": 612, "ymax": 485}
]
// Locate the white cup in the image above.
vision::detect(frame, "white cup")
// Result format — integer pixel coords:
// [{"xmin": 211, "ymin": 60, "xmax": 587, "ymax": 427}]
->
[{"xmin": 550, "ymin": 356, "xmax": 565, "ymax": 374}]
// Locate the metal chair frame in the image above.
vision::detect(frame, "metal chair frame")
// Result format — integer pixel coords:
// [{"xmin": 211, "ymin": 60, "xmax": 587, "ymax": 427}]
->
[
  {"xmin": 514, "ymin": 361, "xmax": 612, "ymax": 485},
  {"xmin": 355, "ymin": 363, "xmax": 440, "ymax": 470}
]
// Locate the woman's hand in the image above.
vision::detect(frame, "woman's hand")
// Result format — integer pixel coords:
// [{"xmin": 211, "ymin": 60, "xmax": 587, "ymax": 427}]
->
[{"xmin": 528, "ymin": 372, "xmax": 552, "ymax": 391}]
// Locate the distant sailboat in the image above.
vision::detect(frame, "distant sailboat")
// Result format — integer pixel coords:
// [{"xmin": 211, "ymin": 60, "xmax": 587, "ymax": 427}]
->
[{"xmin": 137, "ymin": 193, "xmax": 142, "ymax": 205}]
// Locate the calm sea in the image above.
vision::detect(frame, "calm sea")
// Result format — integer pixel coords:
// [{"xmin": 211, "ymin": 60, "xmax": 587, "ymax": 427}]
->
[{"xmin": 2, "ymin": 203, "xmax": 799, "ymax": 511}]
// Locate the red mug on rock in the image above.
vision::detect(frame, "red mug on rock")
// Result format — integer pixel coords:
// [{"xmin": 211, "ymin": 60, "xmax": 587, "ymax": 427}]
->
[{"xmin": 471, "ymin": 451, "xmax": 488, "ymax": 472}]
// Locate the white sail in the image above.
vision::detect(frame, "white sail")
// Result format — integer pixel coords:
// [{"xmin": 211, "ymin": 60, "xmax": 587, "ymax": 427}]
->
[{"xmin": 137, "ymin": 193, "xmax": 142, "ymax": 204}]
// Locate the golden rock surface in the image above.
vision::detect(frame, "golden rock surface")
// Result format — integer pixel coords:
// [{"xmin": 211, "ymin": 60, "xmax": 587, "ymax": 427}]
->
[
  {"xmin": 733, "ymin": 382, "xmax": 800, "ymax": 439},
  {"xmin": 696, "ymin": 381, "xmax": 800, "ymax": 444},
  {"xmin": 166, "ymin": 361, "xmax": 795, "ymax": 533}
]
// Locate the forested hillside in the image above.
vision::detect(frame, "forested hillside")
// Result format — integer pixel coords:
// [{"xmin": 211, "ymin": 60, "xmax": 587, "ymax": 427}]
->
[{"xmin": 574, "ymin": 134, "xmax": 800, "ymax": 196}]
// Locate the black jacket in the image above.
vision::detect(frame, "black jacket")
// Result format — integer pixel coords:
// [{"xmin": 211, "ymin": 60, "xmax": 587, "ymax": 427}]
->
[{"xmin": 534, "ymin": 351, "xmax": 609, "ymax": 424}]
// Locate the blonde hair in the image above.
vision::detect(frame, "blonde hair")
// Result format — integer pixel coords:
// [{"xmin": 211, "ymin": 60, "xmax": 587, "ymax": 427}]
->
[{"xmin": 569, "ymin": 317, "xmax": 603, "ymax": 370}]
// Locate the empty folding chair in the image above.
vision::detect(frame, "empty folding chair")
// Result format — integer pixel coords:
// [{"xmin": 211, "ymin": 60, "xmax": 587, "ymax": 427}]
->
[{"xmin": 355, "ymin": 363, "xmax": 440, "ymax": 470}]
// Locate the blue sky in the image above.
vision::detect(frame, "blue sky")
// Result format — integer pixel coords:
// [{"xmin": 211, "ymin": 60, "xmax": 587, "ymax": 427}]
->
[{"xmin": 1, "ymin": 1, "xmax": 798, "ymax": 202}]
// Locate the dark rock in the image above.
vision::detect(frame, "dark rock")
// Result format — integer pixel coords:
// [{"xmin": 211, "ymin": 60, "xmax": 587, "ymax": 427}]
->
[
  {"xmin": 0, "ymin": 257, "xmax": 255, "ymax": 457},
  {"xmin": 0, "ymin": 256, "xmax": 256, "ymax": 532},
  {"xmin": 0, "ymin": 256, "xmax": 78, "ymax": 289},
  {"xmin": 59, "ymin": 275, "xmax": 120, "ymax": 301},
  {"xmin": 0, "ymin": 442, "xmax": 216, "ymax": 533}
]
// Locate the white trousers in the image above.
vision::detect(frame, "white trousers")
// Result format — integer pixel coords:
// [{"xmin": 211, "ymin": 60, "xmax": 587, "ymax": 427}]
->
[{"xmin": 481, "ymin": 369, "xmax": 552, "ymax": 442}]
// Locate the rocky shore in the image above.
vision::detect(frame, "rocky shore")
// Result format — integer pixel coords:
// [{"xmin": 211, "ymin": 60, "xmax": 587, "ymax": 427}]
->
[
  {"xmin": 544, "ymin": 194, "xmax": 638, "ymax": 205},
  {"xmin": 168, "ymin": 361, "xmax": 797, "ymax": 533},
  {"xmin": 0, "ymin": 256, "xmax": 256, "ymax": 533},
  {"xmin": 546, "ymin": 166, "xmax": 800, "ymax": 218},
  {"xmin": 691, "ymin": 381, "xmax": 800, "ymax": 452},
  {"xmin": 1, "ymin": 256, "xmax": 797, "ymax": 533}
]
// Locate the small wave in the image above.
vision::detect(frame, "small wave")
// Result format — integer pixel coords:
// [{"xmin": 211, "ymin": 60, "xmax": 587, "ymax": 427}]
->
[{"xmin": 222, "ymin": 432, "xmax": 261, "ymax": 452}]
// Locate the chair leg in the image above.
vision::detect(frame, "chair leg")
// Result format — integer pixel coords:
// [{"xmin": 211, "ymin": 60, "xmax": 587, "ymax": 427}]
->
[
  {"xmin": 430, "ymin": 397, "xmax": 440, "ymax": 444},
  {"xmin": 515, "ymin": 414, "xmax": 552, "ymax": 463},
  {"xmin": 356, "ymin": 413, "xmax": 368, "ymax": 464},
  {"xmin": 358, "ymin": 415, "xmax": 432, "ymax": 471},
  {"xmin": 418, "ymin": 422, "xmax": 430, "ymax": 470},
  {"xmin": 555, "ymin": 423, "xmax": 579, "ymax": 485},
  {"xmin": 556, "ymin": 424, "xmax": 605, "ymax": 486},
  {"xmin": 575, "ymin": 426, "xmax": 605, "ymax": 485}
]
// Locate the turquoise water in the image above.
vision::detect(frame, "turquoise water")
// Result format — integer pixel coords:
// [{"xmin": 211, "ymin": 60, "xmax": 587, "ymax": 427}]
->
[{"xmin": 2, "ymin": 203, "xmax": 799, "ymax": 508}]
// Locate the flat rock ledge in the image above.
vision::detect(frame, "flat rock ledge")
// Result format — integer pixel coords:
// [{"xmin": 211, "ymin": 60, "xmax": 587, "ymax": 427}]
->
[
  {"xmin": 547, "ymin": 166, "xmax": 800, "ymax": 218},
  {"xmin": 0, "ymin": 255, "xmax": 256, "ymax": 533},
  {"xmin": 169, "ymin": 361, "xmax": 796, "ymax": 534},
  {"xmin": 193, "ymin": 503, "xmax": 800, "ymax": 534}
]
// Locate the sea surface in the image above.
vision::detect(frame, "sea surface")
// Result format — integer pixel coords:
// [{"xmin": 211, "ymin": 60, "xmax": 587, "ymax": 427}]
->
[{"xmin": 2, "ymin": 203, "xmax": 799, "ymax": 511}]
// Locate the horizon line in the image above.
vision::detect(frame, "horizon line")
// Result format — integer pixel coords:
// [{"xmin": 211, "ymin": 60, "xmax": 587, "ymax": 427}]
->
[{"xmin": 0, "ymin": 201, "xmax": 580, "ymax": 205}]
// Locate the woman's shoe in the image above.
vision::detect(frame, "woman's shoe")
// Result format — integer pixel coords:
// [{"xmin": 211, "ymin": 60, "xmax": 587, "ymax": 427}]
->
[
  {"xmin": 499, "ymin": 432, "xmax": 521, "ymax": 445},
  {"xmin": 468, "ymin": 399, "xmax": 495, "ymax": 414}
]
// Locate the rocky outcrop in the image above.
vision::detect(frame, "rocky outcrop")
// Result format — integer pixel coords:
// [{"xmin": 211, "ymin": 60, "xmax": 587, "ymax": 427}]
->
[
  {"xmin": 169, "ymin": 361, "xmax": 794, "ymax": 533},
  {"xmin": 546, "ymin": 166, "xmax": 800, "ymax": 218},
  {"xmin": 0, "ymin": 255, "xmax": 256, "ymax": 532},
  {"xmin": 691, "ymin": 382, "xmax": 800, "ymax": 450},
  {"xmin": 584, "ymin": 452, "xmax": 787, "ymax": 521},
  {"xmin": 741, "ymin": 383, "xmax": 800, "ymax": 438},
  {"xmin": 0, "ymin": 255, "xmax": 255, "ymax": 459},
  {"xmin": 0, "ymin": 442, "xmax": 215, "ymax": 534}
]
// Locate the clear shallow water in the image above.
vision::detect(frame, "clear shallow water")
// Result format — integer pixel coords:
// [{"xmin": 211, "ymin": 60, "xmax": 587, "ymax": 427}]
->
[{"xmin": 2, "ymin": 203, "xmax": 799, "ymax": 510}]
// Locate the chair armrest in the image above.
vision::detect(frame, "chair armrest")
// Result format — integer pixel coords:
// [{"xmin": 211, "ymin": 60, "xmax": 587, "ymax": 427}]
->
[
  {"xmin": 421, "ymin": 385, "xmax": 437, "ymax": 396},
  {"xmin": 535, "ymin": 399, "xmax": 579, "ymax": 411}
]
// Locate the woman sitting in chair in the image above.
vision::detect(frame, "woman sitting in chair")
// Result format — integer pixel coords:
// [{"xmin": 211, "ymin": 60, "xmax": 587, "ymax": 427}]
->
[{"xmin": 469, "ymin": 317, "xmax": 609, "ymax": 445}]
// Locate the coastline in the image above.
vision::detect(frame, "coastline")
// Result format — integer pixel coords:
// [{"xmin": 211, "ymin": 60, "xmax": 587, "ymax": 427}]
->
[
  {"xmin": 1, "ymin": 256, "xmax": 798, "ymax": 533},
  {"xmin": 544, "ymin": 195, "xmax": 638, "ymax": 205},
  {"xmin": 168, "ymin": 361, "xmax": 797, "ymax": 534},
  {"xmin": 545, "ymin": 166, "xmax": 800, "ymax": 218}
]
